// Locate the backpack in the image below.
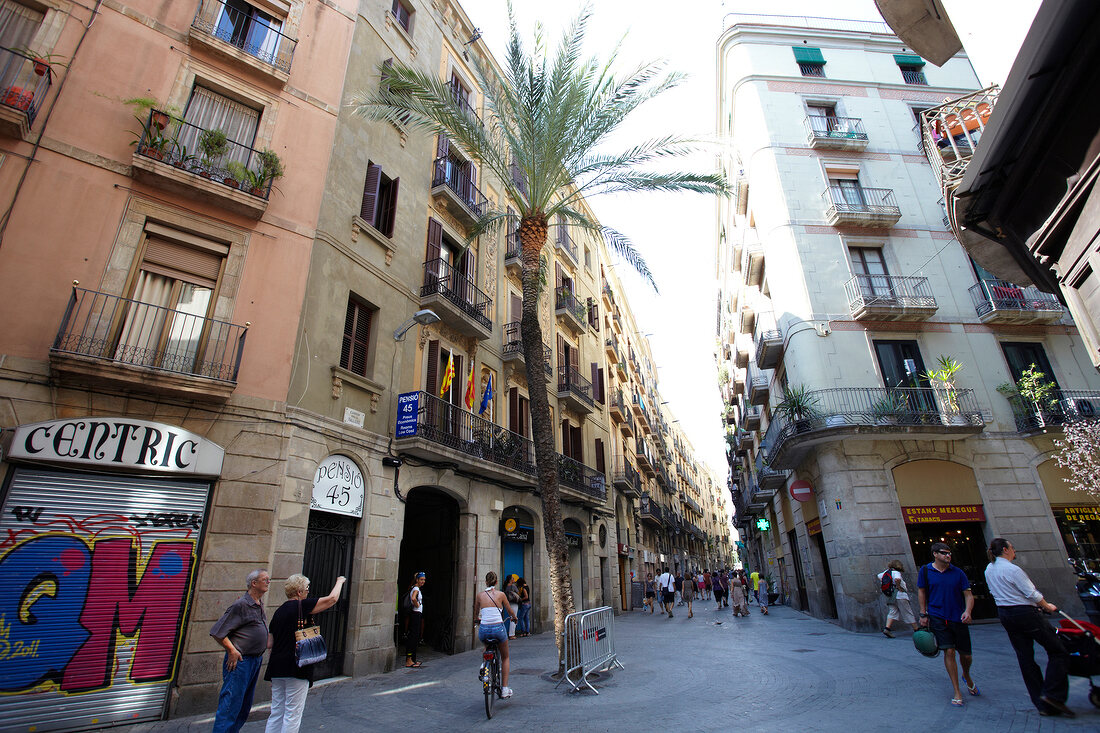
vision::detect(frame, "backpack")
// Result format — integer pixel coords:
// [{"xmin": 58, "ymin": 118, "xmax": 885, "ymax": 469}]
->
[
  {"xmin": 879, "ymin": 569, "xmax": 895, "ymax": 597},
  {"xmin": 401, "ymin": 589, "xmax": 413, "ymax": 612}
]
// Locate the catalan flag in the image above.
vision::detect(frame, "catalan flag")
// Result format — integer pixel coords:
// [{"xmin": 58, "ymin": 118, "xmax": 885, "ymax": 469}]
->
[
  {"xmin": 479, "ymin": 372, "xmax": 494, "ymax": 416},
  {"xmin": 464, "ymin": 363, "xmax": 476, "ymax": 410},
  {"xmin": 439, "ymin": 352, "xmax": 455, "ymax": 398}
]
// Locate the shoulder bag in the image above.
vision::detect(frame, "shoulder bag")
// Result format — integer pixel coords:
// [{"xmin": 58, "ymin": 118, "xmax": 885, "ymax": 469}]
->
[{"xmin": 294, "ymin": 599, "xmax": 327, "ymax": 667}]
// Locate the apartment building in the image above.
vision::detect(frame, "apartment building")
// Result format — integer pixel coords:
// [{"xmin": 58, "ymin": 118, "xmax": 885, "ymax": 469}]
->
[
  {"xmin": 0, "ymin": 0, "xmax": 730, "ymax": 726},
  {"xmin": 715, "ymin": 13, "xmax": 1100, "ymax": 633}
]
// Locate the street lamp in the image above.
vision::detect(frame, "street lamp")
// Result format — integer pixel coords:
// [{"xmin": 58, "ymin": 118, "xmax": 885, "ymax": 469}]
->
[{"xmin": 393, "ymin": 309, "xmax": 441, "ymax": 341}]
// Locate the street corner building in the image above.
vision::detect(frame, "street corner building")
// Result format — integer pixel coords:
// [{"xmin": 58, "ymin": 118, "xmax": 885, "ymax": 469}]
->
[
  {"xmin": 714, "ymin": 12, "xmax": 1100, "ymax": 633},
  {"xmin": 0, "ymin": 0, "xmax": 733, "ymax": 730}
]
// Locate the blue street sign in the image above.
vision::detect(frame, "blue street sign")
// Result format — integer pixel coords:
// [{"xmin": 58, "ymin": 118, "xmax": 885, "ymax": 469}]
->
[{"xmin": 396, "ymin": 392, "xmax": 420, "ymax": 437}]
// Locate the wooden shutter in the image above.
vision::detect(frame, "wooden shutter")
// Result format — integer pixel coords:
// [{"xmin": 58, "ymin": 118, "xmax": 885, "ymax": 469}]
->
[
  {"xmin": 520, "ymin": 396, "xmax": 530, "ymax": 437},
  {"xmin": 510, "ymin": 293, "xmax": 522, "ymax": 323},
  {"xmin": 380, "ymin": 177, "xmax": 399, "ymax": 237},
  {"xmin": 561, "ymin": 421, "xmax": 570, "ymax": 455},
  {"xmin": 426, "ymin": 339, "xmax": 439, "ymax": 394},
  {"xmin": 598, "ymin": 367, "xmax": 605, "ymax": 403},
  {"xmin": 571, "ymin": 425, "xmax": 583, "ymax": 462},
  {"xmin": 590, "ymin": 363, "xmax": 599, "ymax": 398},
  {"xmin": 141, "ymin": 236, "xmax": 224, "ymax": 287},
  {"xmin": 557, "ymin": 335, "xmax": 566, "ymax": 371},
  {"xmin": 509, "ymin": 388, "xmax": 520, "ymax": 433},
  {"xmin": 425, "ymin": 218, "xmax": 442, "ymax": 262},
  {"xmin": 595, "ymin": 438, "xmax": 605, "ymax": 474},
  {"xmin": 569, "ymin": 344, "xmax": 579, "ymax": 371},
  {"xmin": 555, "ymin": 262, "xmax": 562, "ymax": 290},
  {"xmin": 361, "ymin": 164, "xmax": 381, "ymax": 225},
  {"xmin": 436, "ymin": 135, "xmax": 450, "ymax": 159},
  {"xmin": 341, "ymin": 298, "xmax": 372, "ymax": 376}
]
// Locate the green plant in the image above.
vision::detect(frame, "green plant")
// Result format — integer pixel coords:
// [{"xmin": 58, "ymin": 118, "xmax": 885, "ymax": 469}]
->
[
  {"xmin": 996, "ymin": 382, "xmax": 1018, "ymax": 398},
  {"xmin": 255, "ymin": 148, "xmax": 284, "ymax": 184},
  {"xmin": 871, "ymin": 392, "xmax": 907, "ymax": 420},
  {"xmin": 923, "ymin": 355, "xmax": 963, "ymax": 413},
  {"xmin": 198, "ymin": 128, "xmax": 229, "ymax": 164},
  {"xmin": 775, "ymin": 384, "xmax": 819, "ymax": 422},
  {"xmin": 226, "ymin": 161, "xmax": 253, "ymax": 187},
  {"xmin": 1016, "ymin": 363, "xmax": 1058, "ymax": 409}
]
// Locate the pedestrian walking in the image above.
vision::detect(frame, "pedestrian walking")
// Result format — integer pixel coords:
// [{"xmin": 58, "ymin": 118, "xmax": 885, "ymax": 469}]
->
[
  {"xmin": 984, "ymin": 538, "xmax": 1074, "ymax": 717},
  {"xmin": 675, "ymin": 571, "xmax": 685, "ymax": 606},
  {"xmin": 703, "ymin": 570, "xmax": 712, "ymax": 601},
  {"xmin": 880, "ymin": 560, "xmax": 918, "ymax": 638},
  {"xmin": 504, "ymin": 574, "xmax": 520, "ymax": 639},
  {"xmin": 210, "ymin": 569, "xmax": 270, "ymax": 733},
  {"xmin": 696, "ymin": 571, "xmax": 705, "ymax": 599},
  {"xmin": 404, "ymin": 572, "xmax": 426, "ymax": 668},
  {"xmin": 917, "ymin": 543, "xmax": 977, "ymax": 707},
  {"xmin": 657, "ymin": 567, "xmax": 676, "ymax": 617},
  {"xmin": 681, "ymin": 570, "xmax": 695, "ymax": 618},
  {"xmin": 713, "ymin": 569, "xmax": 727, "ymax": 610},
  {"xmin": 263, "ymin": 574, "xmax": 346, "ymax": 733},
  {"xmin": 750, "ymin": 570, "xmax": 761, "ymax": 605},
  {"xmin": 515, "ymin": 577, "xmax": 531, "ymax": 637},
  {"xmin": 643, "ymin": 572, "xmax": 656, "ymax": 614},
  {"xmin": 730, "ymin": 570, "xmax": 748, "ymax": 616}
]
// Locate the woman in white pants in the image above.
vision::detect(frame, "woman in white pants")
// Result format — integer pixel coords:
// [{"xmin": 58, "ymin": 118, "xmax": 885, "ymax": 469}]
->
[{"xmin": 263, "ymin": 573, "xmax": 346, "ymax": 733}]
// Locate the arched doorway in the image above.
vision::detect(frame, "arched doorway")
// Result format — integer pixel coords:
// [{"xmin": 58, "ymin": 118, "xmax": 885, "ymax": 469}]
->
[
  {"xmin": 564, "ymin": 518, "xmax": 585, "ymax": 610},
  {"xmin": 397, "ymin": 487, "xmax": 460, "ymax": 654},
  {"xmin": 893, "ymin": 459, "xmax": 994, "ymax": 619}
]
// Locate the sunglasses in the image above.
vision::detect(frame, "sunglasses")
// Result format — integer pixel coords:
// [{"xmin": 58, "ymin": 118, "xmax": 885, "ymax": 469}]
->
[{"xmin": 934, "ymin": 550, "xmax": 952, "ymax": 555}]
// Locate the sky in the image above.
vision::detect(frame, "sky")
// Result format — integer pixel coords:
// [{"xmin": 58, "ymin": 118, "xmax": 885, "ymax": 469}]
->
[{"xmin": 457, "ymin": 0, "xmax": 885, "ymax": 476}]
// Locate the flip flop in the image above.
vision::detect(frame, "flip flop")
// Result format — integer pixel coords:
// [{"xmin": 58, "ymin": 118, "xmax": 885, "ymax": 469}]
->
[
  {"xmin": 966, "ymin": 682, "xmax": 980, "ymax": 696},
  {"xmin": 406, "ymin": 662, "xmax": 423, "ymax": 668},
  {"xmin": 951, "ymin": 697, "xmax": 964, "ymax": 707}
]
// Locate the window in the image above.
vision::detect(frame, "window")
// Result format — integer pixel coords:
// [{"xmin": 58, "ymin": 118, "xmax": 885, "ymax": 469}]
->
[
  {"xmin": 425, "ymin": 339, "xmax": 463, "ymax": 405},
  {"xmin": 341, "ymin": 296, "xmax": 374, "ymax": 377},
  {"xmin": 509, "ymin": 387, "xmax": 530, "ymax": 438},
  {"xmin": 179, "ymin": 86, "xmax": 260, "ymax": 166},
  {"xmin": 1001, "ymin": 342, "xmax": 1059, "ymax": 388},
  {"xmin": 391, "ymin": 0, "xmax": 413, "ymax": 34},
  {"xmin": 849, "ymin": 246, "xmax": 892, "ymax": 298},
  {"xmin": 118, "ymin": 224, "xmax": 228, "ymax": 374},
  {"xmin": 806, "ymin": 103, "xmax": 837, "ymax": 134},
  {"xmin": 361, "ymin": 162, "xmax": 399, "ymax": 237},
  {"xmin": 584, "ymin": 245, "xmax": 591, "ymax": 270},
  {"xmin": 894, "ymin": 54, "xmax": 927, "ymax": 85},
  {"xmin": 873, "ymin": 340, "xmax": 927, "ymax": 390},
  {"xmin": 0, "ymin": 1, "xmax": 43, "ymax": 49},
  {"xmin": 561, "ymin": 420, "xmax": 583, "ymax": 462},
  {"xmin": 212, "ymin": 0, "xmax": 285, "ymax": 67},
  {"xmin": 827, "ymin": 170, "xmax": 865, "ymax": 207},
  {"xmin": 793, "ymin": 46, "xmax": 826, "ymax": 78},
  {"xmin": 424, "ymin": 217, "xmax": 476, "ymax": 303}
]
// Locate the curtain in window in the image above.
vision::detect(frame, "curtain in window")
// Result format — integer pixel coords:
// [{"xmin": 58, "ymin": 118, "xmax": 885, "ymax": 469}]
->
[
  {"xmin": 181, "ymin": 86, "xmax": 260, "ymax": 166},
  {"xmin": 0, "ymin": 0, "xmax": 43, "ymax": 49},
  {"xmin": 116, "ymin": 271, "xmax": 214, "ymax": 373}
]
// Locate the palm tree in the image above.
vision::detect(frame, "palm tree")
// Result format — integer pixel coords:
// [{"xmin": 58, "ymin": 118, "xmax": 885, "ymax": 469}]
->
[{"xmin": 353, "ymin": 4, "xmax": 726, "ymax": 665}]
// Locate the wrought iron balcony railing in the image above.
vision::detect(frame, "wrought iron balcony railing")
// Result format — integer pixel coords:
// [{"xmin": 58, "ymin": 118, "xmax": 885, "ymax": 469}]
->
[
  {"xmin": 420, "ymin": 258, "xmax": 493, "ymax": 330},
  {"xmin": 822, "ymin": 185, "xmax": 900, "ymax": 217},
  {"xmin": 762, "ymin": 386, "xmax": 984, "ymax": 467},
  {"xmin": 557, "ymin": 364, "xmax": 594, "ymax": 406},
  {"xmin": 558, "ymin": 453, "xmax": 606, "ymax": 501},
  {"xmin": 1007, "ymin": 390, "xmax": 1100, "ymax": 433},
  {"xmin": 920, "ymin": 86, "xmax": 998, "ymax": 190},
  {"xmin": 969, "ymin": 278, "xmax": 1063, "ymax": 320},
  {"xmin": 806, "ymin": 115, "xmax": 867, "ymax": 141},
  {"xmin": 431, "ymin": 157, "xmax": 487, "ymax": 216},
  {"xmin": 640, "ymin": 493, "xmax": 664, "ymax": 523},
  {"xmin": 901, "ymin": 69, "xmax": 928, "ymax": 85},
  {"xmin": 448, "ymin": 80, "xmax": 483, "ymax": 128},
  {"xmin": 400, "ymin": 390, "xmax": 536, "ymax": 475},
  {"xmin": 501, "ymin": 321, "xmax": 551, "ymax": 375},
  {"xmin": 556, "ymin": 226, "xmax": 578, "ymax": 263},
  {"xmin": 0, "ymin": 46, "xmax": 52, "ymax": 124},
  {"xmin": 192, "ymin": 0, "xmax": 297, "ymax": 73},
  {"xmin": 844, "ymin": 274, "xmax": 937, "ymax": 313},
  {"xmin": 613, "ymin": 457, "xmax": 641, "ymax": 494},
  {"xmin": 134, "ymin": 111, "xmax": 276, "ymax": 200},
  {"xmin": 52, "ymin": 287, "xmax": 247, "ymax": 382},
  {"xmin": 554, "ymin": 286, "xmax": 587, "ymax": 325},
  {"xmin": 504, "ymin": 230, "xmax": 521, "ymax": 262}
]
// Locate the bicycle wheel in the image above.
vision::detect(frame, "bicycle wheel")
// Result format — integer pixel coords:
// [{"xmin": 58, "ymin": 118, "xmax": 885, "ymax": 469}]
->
[{"xmin": 484, "ymin": 651, "xmax": 495, "ymax": 719}]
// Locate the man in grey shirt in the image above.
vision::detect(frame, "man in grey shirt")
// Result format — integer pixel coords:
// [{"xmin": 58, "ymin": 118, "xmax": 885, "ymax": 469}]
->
[
  {"xmin": 210, "ymin": 568, "xmax": 271, "ymax": 733},
  {"xmin": 984, "ymin": 538, "xmax": 1073, "ymax": 718}
]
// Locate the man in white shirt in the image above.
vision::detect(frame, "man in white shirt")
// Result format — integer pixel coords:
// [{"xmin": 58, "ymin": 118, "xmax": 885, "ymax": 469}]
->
[
  {"xmin": 880, "ymin": 559, "xmax": 918, "ymax": 638},
  {"xmin": 984, "ymin": 537, "xmax": 1073, "ymax": 718},
  {"xmin": 656, "ymin": 567, "xmax": 676, "ymax": 618}
]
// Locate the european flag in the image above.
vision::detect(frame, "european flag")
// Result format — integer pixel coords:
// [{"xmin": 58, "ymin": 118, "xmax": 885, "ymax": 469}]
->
[{"xmin": 478, "ymin": 372, "xmax": 494, "ymax": 416}]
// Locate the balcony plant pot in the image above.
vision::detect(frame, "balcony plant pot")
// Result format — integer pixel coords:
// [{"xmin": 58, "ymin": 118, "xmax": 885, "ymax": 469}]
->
[
  {"xmin": 3, "ymin": 87, "xmax": 32, "ymax": 111},
  {"xmin": 223, "ymin": 177, "xmax": 238, "ymax": 188},
  {"xmin": 150, "ymin": 111, "xmax": 170, "ymax": 131}
]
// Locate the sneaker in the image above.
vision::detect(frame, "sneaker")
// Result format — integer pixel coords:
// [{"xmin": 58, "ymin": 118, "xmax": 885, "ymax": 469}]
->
[
  {"xmin": 501, "ymin": 686, "xmax": 514, "ymax": 699},
  {"xmin": 882, "ymin": 628, "xmax": 895, "ymax": 638},
  {"xmin": 668, "ymin": 612, "xmax": 673, "ymax": 618}
]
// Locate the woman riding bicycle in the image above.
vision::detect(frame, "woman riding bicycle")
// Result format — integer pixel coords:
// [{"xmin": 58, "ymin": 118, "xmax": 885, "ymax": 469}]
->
[{"xmin": 474, "ymin": 571, "xmax": 518, "ymax": 699}]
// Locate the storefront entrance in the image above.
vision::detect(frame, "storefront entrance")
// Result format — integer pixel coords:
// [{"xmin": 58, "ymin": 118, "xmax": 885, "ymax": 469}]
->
[
  {"xmin": 906, "ymin": 522, "xmax": 995, "ymax": 619},
  {"xmin": 398, "ymin": 488, "xmax": 459, "ymax": 654}
]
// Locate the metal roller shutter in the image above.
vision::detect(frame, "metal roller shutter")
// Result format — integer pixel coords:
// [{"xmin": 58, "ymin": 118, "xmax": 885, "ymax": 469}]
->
[{"xmin": 0, "ymin": 467, "xmax": 211, "ymax": 732}]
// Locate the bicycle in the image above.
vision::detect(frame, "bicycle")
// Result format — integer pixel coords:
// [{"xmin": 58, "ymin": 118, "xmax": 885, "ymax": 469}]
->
[{"xmin": 479, "ymin": 639, "xmax": 502, "ymax": 719}]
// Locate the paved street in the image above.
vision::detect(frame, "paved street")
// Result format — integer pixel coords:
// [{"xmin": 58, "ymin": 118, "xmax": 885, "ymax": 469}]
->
[{"xmin": 124, "ymin": 602, "xmax": 1099, "ymax": 732}]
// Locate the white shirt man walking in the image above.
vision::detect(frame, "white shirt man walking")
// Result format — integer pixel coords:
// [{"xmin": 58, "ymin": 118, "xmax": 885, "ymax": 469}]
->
[{"xmin": 656, "ymin": 567, "xmax": 676, "ymax": 618}]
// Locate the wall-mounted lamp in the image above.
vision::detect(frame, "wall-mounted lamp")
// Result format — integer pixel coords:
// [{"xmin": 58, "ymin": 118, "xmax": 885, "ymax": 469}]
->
[
  {"xmin": 461, "ymin": 28, "xmax": 482, "ymax": 60},
  {"xmin": 393, "ymin": 309, "xmax": 441, "ymax": 341}
]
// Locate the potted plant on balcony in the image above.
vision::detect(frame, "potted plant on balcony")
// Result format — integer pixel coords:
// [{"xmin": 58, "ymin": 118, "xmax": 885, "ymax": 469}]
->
[
  {"xmin": 871, "ymin": 392, "xmax": 907, "ymax": 425},
  {"xmin": 256, "ymin": 148, "xmax": 285, "ymax": 192},
  {"xmin": 197, "ymin": 128, "xmax": 229, "ymax": 177},
  {"xmin": 922, "ymin": 355, "xmax": 967, "ymax": 425},
  {"xmin": 1015, "ymin": 364, "xmax": 1061, "ymax": 428},
  {"xmin": 775, "ymin": 384, "xmax": 819, "ymax": 434},
  {"xmin": 3, "ymin": 86, "xmax": 33, "ymax": 111}
]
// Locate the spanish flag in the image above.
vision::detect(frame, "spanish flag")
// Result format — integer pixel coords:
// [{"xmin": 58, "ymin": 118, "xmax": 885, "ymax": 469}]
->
[
  {"xmin": 464, "ymin": 364, "xmax": 476, "ymax": 410},
  {"xmin": 439, "ymin": 352, "xmax": 455, "ymax": 398}
]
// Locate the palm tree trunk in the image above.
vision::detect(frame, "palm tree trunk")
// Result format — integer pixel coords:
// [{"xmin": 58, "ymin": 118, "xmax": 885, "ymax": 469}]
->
[{"xmin": 517, "ymin": 217, "xmax": 574, "ymax": 671}]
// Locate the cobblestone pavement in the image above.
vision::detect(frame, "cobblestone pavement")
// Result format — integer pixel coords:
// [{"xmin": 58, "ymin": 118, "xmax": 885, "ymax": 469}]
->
[{"xmin": 121, "ymin": 602, "xmax": 1100, "ymax": 732}]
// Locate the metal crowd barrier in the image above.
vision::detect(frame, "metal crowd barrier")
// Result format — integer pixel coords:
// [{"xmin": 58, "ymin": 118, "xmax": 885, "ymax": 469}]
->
[{"xmin": 556, "ymin": 606, "xmax": 624, "ymax": 694}]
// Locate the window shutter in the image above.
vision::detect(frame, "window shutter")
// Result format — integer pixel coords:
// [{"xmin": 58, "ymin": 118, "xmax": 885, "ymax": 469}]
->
[
  {"xmin": 520, "ymin": 395, "xmax": 530, "ymax": 437},
  {"xmin": 555, "ymin": 262, "xmax": 562, "ymax": 290},
  {"xmin": 380, "ymin": 177, "xmax": 399, "ymax": 237},
  {"xmin": 361, "ymin": 164, "xmax": 382, "ymax": 225},
  {"xmin": 595, "ymin": 438, "xmax": 605, "ymax": 474},
  {"xmin": 391, "ymin": 0, "xmax": 400, "ymax": 14},
  {"xmin": 341, "ymin": 298, "xmax": 372, "ymax": 376},
  {"xmin": 425, "ymin": 218, "xmax": 442, "ymax": 289},
  {"xmin": 561, "ymin": 421, "xmax": 570, "ymax": 455},
  {"xmin": 598, "ymin": 368, "xmax": 605, "ymax": 403},
  {"xmin": 571, "ymin": 425, "xmax": 583, "ymax": 463},
  {"xmin": 591, "ymin": 362, "xmax": 599, "ymax": 398},
  {"xmin": 792, "ymin": 46, "xmax": 826, "ymax": 64},
  {"xmin": 569, "ymin": 344, "xmax": 579, "ymax": 371},
  {"xmin": 509, "ymin": 387, "xmax": 520, "ymax": 433},
  {"xmin": 510, "ymin": 293, "xmax": 522, "ymax": 323},
  {"xmin": 436, "ymin": 135, "xmax": 450, "ymax": 159},
  {"xmin": 426, "ymin": 339, "xmax": 439, "ymax": 394}
]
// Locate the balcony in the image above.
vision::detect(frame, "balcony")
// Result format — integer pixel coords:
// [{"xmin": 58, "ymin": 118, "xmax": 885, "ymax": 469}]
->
[
  {"xmin": 448, "ymin": 80, "xmax": 483, "ymax": 129},
  {"xmin": 635, "ymin": 437, "xmax": 656, "ymax": 476},
  {"xmin": 0, "ymin": 47, "xmax": 51, "ymax": 137},
  {"xmin": 743, "ymin": 403, "xmax": 761, "ymax": 431},
  {"xmin": 763, "ymin": 386, "xmax": 984, "ymax": 469},
  {"xmin": 420, "ymin": 259, "xmax": 493, "ymax": 339},
  {"xmin": 393, "ymin": 391, "xmax": 537, "ymax": 485},
  {"xmin": 732, "ymin": 366, "xmax": 746, "ymax": 394},
  {"xmin": 431, "ymin": 157, "xmax": 487, "ymax": 228},
  {"xmin": 556, "ymin": 226, "xmax": 579, "ymax": 268},
  {"xmin": 805, "ymin": 115, "xmax": 868, "ymax": 151},
  {"xmin": 614, "ymin": 458, "xmax": 642, "ymax": 498},
  {"xmin": 49, "ymin": 287, "xmax": 246, "ymax": 403},
  {"xmin": 639, "ymin": 494, "xmax": 663, "ymax": 526},
  {"xmin": 620, "ymin": 407, "xmax": 636, "ymax": 437},
  {"xmin": 822, "ymin": 185, "xmax": 901, "ymax": 227},
  {"xmin": 130, "ymin": 112, "xmax": 274, "ymax": 219},
  {"xmin": 558, "ymin": 453, "xmax": 606, "ymax": 504},
  {"xmin": 745, "ymin": 481, "xmax": 769, "ymax": 511},
  {"xmin": 920, "ymin": 87, "xmax": 998, "ymax": 190},
  {"xmin": 554, "ymin": 287, "xmax": 587, "ymax": 334},
  {"xmin": 504, "ymin": 231, "xmax": 522, "ymax": 277},
  {"xmin": 734, "ymin": 335, "xmax": 750, "ymax": 368},
  {"xmin": 969, "ymin": 279, "xmax": 1064, "ymax": 325},
  {"xmin": 632, "ymin": 392, "xmax": 652, "ymax": 433},
  {"xmin": 501, "ymin": 322, "xmax": 551, "ymax": 376},
  {"xmin": 605, "ymin": 336, "xmax": 622, "ymax": 365},
  {"xmin": 844, "ymin": 274, "xmax": 938, "ymax": 321},
  {"xmin": 748, "ymin": 366, "xmax": 770, "ymax": 406},
  {"xmin": 557, "ymin": 365, "xmax": 594, "ymax": 413},
  {"xmin": 609, "ymin": 388, "xmax": 627, "ymax": 422},
  {"xmin": 742, "ymin": 237, "xmax": 764, "ymax": 287},
  {"xmin": 754, "ymin": 312, "xmax": 782, "ymax": 369},
  {"xmin": 1008, "ymin": 390, "xmax": 1100, "ymax": 434},
  {"xmin": 191, "ymin": 0, "xmax": 296, "ymax": 83},
  {"xmin": 755, "ymin": 453, "xmax": 788, "ymax": 491}
]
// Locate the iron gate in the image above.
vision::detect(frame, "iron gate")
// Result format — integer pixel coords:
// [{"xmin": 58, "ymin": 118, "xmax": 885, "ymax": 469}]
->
[{"xmin": 302, "ymin": 511, "xmax": 357, "ymax": 680}]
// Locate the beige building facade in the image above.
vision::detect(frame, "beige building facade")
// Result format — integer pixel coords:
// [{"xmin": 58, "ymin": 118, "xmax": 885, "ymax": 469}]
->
[{"xmin": 716, "ymin": 14, "xmax": 1100, "ymax": 632}]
